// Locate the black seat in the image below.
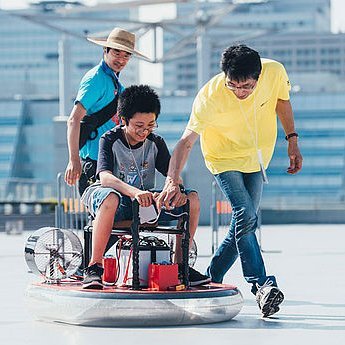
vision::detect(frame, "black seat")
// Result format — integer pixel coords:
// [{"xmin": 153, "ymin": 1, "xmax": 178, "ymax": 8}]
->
[{"xmin": 83, "ymin": 200, "xmax": 191, "ymax": 289}]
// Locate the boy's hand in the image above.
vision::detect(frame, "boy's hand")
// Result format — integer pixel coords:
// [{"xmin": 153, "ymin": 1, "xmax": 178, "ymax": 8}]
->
[
  {"xmin": 134, "ymin": 190, "xmax": 154, "ymax": 207},
  {"xmin": 152, "ymin": 192, "xmax": 160, "ymax": 200}
]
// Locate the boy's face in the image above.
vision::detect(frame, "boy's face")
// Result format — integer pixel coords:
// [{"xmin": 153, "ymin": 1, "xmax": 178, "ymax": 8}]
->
[{"xmin": 125, "ymin": 112, "xmax": 157, "ymax": 144}]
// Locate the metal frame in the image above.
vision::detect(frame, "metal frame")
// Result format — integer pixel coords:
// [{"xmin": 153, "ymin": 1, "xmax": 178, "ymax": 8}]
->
[
  {"xmin": 55, "ymin": 173, "xmax": 192, "ymax": 288},
  {"xmin": 84, "ymin": 200, "xmax": 191, "ymax": 290}
]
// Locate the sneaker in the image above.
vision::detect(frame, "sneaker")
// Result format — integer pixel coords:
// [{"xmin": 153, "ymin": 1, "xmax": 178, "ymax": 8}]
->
[
  {"xmin": 188, "ymin": 267, "xmax": 211, "ymax": 287},
  {"xmin": 82, "ymin": 263, "xmax": 104, "ymax": 290},
  {"xmin": 71, "ymin": 267, "xmax": 84, "ymax": 280},
  {"xmin": 256, "ymin": 279, "xmax": 284, "ymax": 317}
]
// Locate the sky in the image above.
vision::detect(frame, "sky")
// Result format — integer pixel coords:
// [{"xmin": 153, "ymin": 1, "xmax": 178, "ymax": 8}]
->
[{"xmin": 0, "ymin": 0, "xmax": 345, "ymax": 32}]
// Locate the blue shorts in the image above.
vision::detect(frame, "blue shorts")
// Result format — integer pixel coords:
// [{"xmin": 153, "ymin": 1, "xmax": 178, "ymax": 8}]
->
[{"xmin": 81, "ymin": 183, "xmax": 196, "ymax": 222}]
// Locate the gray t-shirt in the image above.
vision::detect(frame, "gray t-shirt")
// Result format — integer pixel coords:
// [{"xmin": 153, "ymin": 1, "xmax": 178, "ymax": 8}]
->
[{"xmin": 96, "ymin": 126, "xmax": 170, "ymax": 190}]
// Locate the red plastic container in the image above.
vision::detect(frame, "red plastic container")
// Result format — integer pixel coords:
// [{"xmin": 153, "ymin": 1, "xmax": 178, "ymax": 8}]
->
[
  {"xmin": 148, "ymin": 263, "xmax": 179, "ymax": 291},
  {"xmin": 102, "ymin": 256, "xmax": 117, "ymax": 285}
]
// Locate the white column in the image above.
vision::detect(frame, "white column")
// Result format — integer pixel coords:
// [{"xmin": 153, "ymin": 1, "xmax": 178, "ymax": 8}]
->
[{"xmin": 58, "ymin": 35, "xmax": 71, "ymax": 117}]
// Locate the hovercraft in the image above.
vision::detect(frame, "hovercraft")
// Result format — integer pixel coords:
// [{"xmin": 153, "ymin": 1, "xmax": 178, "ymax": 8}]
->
[{"xmin": 24, "ymin": 201, "xmax": 243, "ymax": 326}]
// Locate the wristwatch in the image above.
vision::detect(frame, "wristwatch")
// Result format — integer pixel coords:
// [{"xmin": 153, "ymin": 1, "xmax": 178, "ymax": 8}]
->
[
  {"xmin": 285, "ymin": 132, "xmax": 298, "ymax": 141},
  {"xmin": 179, "ymin": 184, "xmax": 186, "ymax": 193}
]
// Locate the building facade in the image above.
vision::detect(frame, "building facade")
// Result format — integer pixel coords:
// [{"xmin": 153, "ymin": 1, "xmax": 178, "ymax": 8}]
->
[
  {"xmin": 0, "ymin": 1, "xmax": 139, "ymax": 194},
  {"xmin": 162, "ymin": 0, "xmax": 333, "ymax": 94},
  {"xmin": 1, "ymin": 0, "xmax": 345, "ymax": 226}
]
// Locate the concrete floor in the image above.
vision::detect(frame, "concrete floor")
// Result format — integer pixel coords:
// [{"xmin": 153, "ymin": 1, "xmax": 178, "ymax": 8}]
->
[{"xmin": 1, "ymin": 224, "xmax": 345, "ymax": 345}]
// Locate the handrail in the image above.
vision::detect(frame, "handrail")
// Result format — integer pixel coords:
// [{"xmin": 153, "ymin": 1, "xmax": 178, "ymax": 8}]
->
[{"xmin": 55, "ymin": 172, "xmax": 88, "ymax": 233}]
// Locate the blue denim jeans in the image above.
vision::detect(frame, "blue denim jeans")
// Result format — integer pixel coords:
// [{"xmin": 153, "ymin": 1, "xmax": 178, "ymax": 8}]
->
[{"xmin": 207, "ymin": 171, "xmax": 277, "ymax": 294}]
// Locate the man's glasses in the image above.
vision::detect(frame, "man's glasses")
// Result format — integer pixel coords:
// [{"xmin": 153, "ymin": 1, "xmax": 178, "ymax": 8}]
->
[
  {"xmin": 225, "ymin": 80, "xmax": 257, "ymax": 91},
  {"xmin": 110, "ymin": 49, "xmax": 132, "ymax": 61}
]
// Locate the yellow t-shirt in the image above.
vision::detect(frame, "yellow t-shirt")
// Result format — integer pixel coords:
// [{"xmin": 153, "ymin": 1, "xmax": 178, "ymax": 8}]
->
[{"xmin": 187, "ymin": 58, "xmax": 291, "ymax": 174}]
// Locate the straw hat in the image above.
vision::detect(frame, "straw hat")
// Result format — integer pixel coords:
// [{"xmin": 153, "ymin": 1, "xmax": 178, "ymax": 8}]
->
[{"xmin": 87, "ymin": 27, "xmax": 148, "ymax": 60}]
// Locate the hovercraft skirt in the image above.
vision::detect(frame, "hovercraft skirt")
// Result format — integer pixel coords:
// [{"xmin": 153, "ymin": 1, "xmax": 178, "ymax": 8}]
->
[{"xmin": 26, "ymin": 282, "xmax": 243, "ymax": 326}]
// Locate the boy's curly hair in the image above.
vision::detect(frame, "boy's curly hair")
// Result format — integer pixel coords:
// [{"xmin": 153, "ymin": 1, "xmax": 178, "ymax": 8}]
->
[{"xmin": 118, "ymin": 84, "xmax": 161, "ymax": 124}]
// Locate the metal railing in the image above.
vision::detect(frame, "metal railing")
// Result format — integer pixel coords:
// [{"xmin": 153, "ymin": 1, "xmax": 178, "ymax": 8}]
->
[
  {"xmin": 0, "ymin": 178, "xmax": 55, "ymax": 202},
  {"xmin": 210, "ymin": 181, "xmax": 269, "ymax": 253},
  {"xmin": 210, "ymin": 181, "xmax": 229, "ymax": 254},
  {"xmin": 55, "ymin": 173, "xmax": 88, "ymax": 233}
]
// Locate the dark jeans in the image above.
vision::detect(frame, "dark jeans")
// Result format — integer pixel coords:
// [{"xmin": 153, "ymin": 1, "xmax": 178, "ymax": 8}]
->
[
  {"xmin": 78, "ymin": 158, "xmax": 97, "ymax": 196},
  {"xmin": 207, "ymin": 171, "xmax": 277, "ymax": 294}
]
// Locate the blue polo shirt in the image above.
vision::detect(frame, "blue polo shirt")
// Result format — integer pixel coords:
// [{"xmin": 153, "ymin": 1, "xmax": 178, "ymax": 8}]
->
[{"xmin": 75, "ymin": 60, "xmax": 125, "ymax": 161}]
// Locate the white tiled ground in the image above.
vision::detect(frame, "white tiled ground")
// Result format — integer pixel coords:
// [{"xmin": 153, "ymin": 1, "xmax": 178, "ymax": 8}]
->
[{"xmin": 1, "ymin": 224, "xmax": 345, "ymax": 345}]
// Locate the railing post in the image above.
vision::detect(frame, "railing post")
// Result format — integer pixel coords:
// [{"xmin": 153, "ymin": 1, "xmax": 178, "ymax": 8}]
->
[
  {"xmin": 131, "ymin": 200, "xmax": 140, "ymax": 290},
  {"xmin": 181, "ymin": 200, "xmax": 190, "ymax": 288},
  {"xmin": 55, "ymin": 172, "xmax": 63, "ymax": 228},
  {"xmin": 211, "ymin": 180, "xmax": 219, "ymax": 254}
]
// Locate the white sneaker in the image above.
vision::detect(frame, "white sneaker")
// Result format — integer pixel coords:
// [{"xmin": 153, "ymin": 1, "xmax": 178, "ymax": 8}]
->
[{"xmin": 256, "ymin": 279, "xmax": 284, "ymax": 317}]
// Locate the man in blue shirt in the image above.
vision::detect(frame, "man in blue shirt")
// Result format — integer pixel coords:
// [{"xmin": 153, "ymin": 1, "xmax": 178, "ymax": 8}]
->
[{"xmin": 64, "ymin": 27, "xmax": 148, "ymax": 194}]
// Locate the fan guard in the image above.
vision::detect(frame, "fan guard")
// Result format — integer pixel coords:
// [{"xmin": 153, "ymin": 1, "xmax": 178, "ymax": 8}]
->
[
  {"xmin": 25, "ymin": 227, "xmax": 83, "ymax": 282},
  {"xmin": 168, "ymin": 237, "xmax": 198, "ymax": 268}
]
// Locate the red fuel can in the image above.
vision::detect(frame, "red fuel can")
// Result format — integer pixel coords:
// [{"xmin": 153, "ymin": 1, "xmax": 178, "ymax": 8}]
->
[
  {"xmin": 102, "ymin": 256, "xmax": 117, "ymax": 285},
  {"xmin": 148, "ymin": 263, "xmax": 179, "ymax": 291}
]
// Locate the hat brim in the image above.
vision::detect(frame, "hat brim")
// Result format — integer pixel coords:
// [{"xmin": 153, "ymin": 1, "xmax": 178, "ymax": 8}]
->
[{"xmin": 87, "ymin": 37, "xmax": 149, "ymax": 60}]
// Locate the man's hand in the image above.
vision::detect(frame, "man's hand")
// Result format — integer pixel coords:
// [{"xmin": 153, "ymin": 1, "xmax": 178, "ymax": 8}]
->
[
  {"xmin": 173, "ymin": 191, "xmax": 187, "ymax": 207},
  {"xmin": 155, "ymin": 129, "xmax": 199, "ymax": 209},
  {"xmin": 153, "ymin": 189, "xmax": 187, "ymax": 209},
  {"xmin": 65, "ymin": 103, "xmax": 86, "ymax": 186},
  {"xmin": 287, "ymin": 140, "xmax": 303, "ymax": 174},
  {"xmin": 134, "ymin": 190, "xmax": 154, "ymax": 207},
  {"xmin": 155, "ymin": 178, "xmax": 183, "ymax": 210},
  {"xmin": 64, "ymin": 159, "xmax": 82, "ymax": 186}
]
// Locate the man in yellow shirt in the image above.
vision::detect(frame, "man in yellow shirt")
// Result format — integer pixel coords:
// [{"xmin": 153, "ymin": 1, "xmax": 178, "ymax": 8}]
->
[{"xmin": 157, "ymin": 45, "xmax": 302, "ymax": 317}]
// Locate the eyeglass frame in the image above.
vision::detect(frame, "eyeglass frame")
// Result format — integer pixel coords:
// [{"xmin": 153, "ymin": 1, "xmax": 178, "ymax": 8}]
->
[
  {"xmin": 224, "ymin": 78, "xmax": 257, "ymax": 91},
  {"xmin": 130, "ymin": 121, "xmax": 159, "ymax": 134},
  {"xmin": 109, "ymin": 48, "xmax": 132, "ymax": 61}
]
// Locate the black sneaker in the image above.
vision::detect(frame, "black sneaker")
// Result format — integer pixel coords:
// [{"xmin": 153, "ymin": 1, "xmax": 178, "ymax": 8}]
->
[
  {"xmin": 82, "ymin": 263, "xmax": 104, "ymax": 290},
  {"xmin": 256, "ymin": 280, "xmax": 284, "ymax": 317},
  {"xmin": 188, "ymin": 267, "xmax": 211, "ymax": 287}
]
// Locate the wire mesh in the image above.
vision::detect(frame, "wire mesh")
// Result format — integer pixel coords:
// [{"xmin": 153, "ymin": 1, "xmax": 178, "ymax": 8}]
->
[{"xmin": 25, "ymin": 227, "xmax": 83, "ymax": 282}]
